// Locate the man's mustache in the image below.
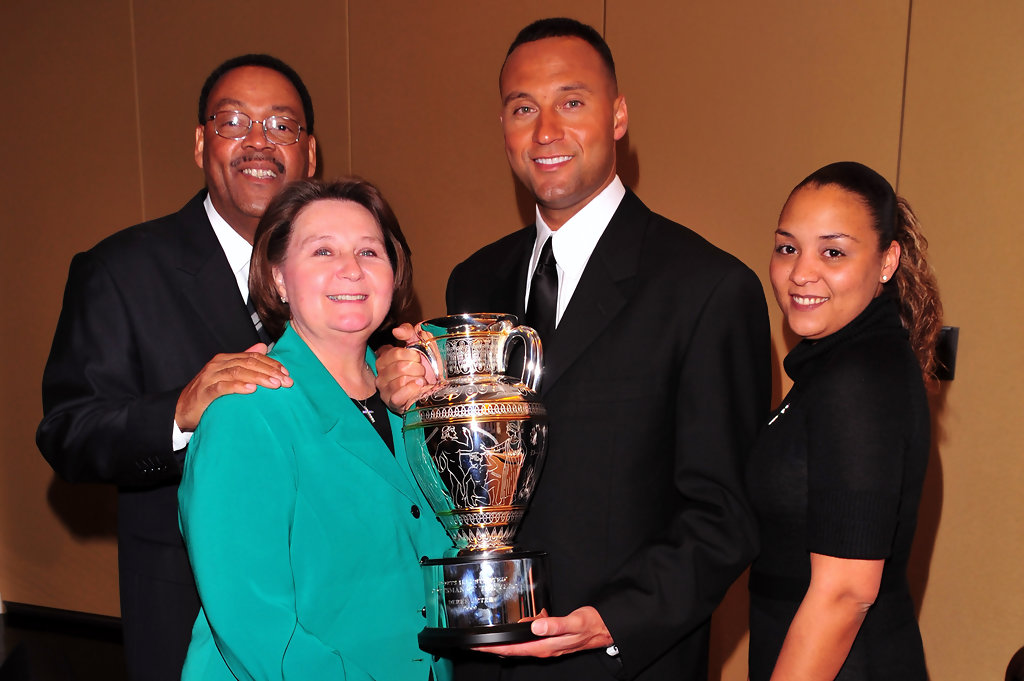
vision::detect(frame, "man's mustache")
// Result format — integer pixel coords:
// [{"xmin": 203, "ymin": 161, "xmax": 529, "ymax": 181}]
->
[{"xmin": 231, "ymin": 154, "xmax": 285, "ymax": 174}]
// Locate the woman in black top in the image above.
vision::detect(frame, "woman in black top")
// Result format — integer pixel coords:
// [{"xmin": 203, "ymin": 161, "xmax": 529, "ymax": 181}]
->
[{"xmin": 747, "ymin": 161, "xmax": 942, "ymax": 680}]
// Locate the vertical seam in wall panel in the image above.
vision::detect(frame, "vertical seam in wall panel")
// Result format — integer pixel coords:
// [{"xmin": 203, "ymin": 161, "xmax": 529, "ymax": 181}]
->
[
  {"xmin": 895, "ymin": 0, "xmax": 913, "ymax": 194},
  {"xmin": 345, "ymin": 0, "xmax": 352, "ymax": 175},
  {"xmin": 128, "ymin": 0, "xmax": 145, "ymax": 219}
]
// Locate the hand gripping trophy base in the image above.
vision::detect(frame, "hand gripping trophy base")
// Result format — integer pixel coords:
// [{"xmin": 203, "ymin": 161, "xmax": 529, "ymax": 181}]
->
[{"xmin": 418, "ymin": 550, "xmax": 550, "ymax": 653}]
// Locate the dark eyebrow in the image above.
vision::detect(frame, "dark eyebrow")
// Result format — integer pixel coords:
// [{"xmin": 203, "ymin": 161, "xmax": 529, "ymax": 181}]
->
[
  {"xmin": 558, "ymin": 82, "xmax": 591, "ymax": 93},
  {"xmin": 775, "ymin": 229, "xmax": 861, "ymax": 243},
  {"xmin": 819, "ymin": 232, "xmax": 859, "ymax": 242},
  {"xmin": 502, "ymin": 91, "xmax": 532, "ymax": 106},
  {"xmin": 269, "ymin": 104, "xmax": 301, "ymax": 117},
  {"xmin": 501, "ymin": 82, "xmax": 593, "ymax": 107}
]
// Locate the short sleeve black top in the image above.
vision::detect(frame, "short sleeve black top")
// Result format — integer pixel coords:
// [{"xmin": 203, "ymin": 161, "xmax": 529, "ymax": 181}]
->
[{"xmin": 746, "ymin": 293, "xmax": 930, "ymax": 680}]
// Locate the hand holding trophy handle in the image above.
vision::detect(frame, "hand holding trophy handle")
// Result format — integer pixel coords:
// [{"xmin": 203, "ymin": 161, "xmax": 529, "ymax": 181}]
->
[{"xmin": 405, "ymin": 323, "xmax": 442, "ymax": 383}]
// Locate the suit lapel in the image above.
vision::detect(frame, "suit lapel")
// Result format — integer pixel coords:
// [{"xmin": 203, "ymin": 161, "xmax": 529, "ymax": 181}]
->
[
  {"xmin": 507, "ymin": 240, "xmax": 531, "ymax": 323},
  {"xmin": 171, "ymin": 192, "xmax": 260, "ymax": 351},
  {"xmin": 487, "ymin": 229, "xmax": 532, "ymax": 322},
  {"xmin": 541, "ymin": 191, "xmax": 649, "ymax": 393},
  {"xmin": 275, "ymin": 330, "xmax": 421, "ymax": 502},
  {"xmin": 447, "ymin": 227, "xmax": 531, "ymax": 322},
  {"xmin": 324, "ymin": 414, "xmax": 420, "ymax": 503}
]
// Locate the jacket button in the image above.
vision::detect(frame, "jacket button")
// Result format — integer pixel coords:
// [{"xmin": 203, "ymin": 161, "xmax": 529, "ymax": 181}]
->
[
  {"xmin": 421, "ymin": 607, "xmax": 427, "ymax": 618},
  {"xmin": 411, "ymin": 505, "xmax": 421, "ymax": 518}
]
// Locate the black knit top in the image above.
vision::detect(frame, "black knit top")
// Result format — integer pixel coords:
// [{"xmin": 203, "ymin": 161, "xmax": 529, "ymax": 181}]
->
[{"xmin": 747, "ymin": 292, "xmax": 930, "ymax": 680}]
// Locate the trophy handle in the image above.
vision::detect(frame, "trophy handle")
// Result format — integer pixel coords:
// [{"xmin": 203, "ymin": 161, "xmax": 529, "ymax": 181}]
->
[
  {"xmin": 504, "ymin": 326, "xmax": 543, "ymax": 392},
  {"xmin": 407, "ymin": 326, "xmax": 442, "ymax": 381}
]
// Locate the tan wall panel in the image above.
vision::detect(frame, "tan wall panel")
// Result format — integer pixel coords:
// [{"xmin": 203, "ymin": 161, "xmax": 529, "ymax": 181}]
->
[
  {"xmin": 899, "ymin": 1, "xmax": 1024, "ymax": 677},
  {"xmin": 348, "ymin": 1, "xmax": 604, "ymax": 321},
  {"xmin": 1, "ymin": 1, "xmax": 141, "ymax": 616},
  {"xmin": 132, "ymin": 0, "xmax": 352, "ymax": 219},
  {"xmin": 609, "ymin": 1, "xmax": 909, "ymax": 269}
]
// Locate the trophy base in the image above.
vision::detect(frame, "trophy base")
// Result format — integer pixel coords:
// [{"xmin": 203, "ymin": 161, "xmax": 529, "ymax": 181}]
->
[
  {"xmin": 419, "ymin": 550, "xmax": 549, "ymax": 654},
  {"xmin": 419, "ymin": 621, "xmax": 539, "ymax": 652}
]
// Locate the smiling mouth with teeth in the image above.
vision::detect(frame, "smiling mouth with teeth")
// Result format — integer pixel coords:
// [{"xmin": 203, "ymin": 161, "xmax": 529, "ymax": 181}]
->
[
  {"xmin": 534, "ymin": 155, "xmax": 573, "ymax": 165},
  {"xmin": 327, "ymin": 294, "xmax": 367, "ymax": 301},
  {"xmin": 792, "ymin": 295, "xmax": 829, "ymax": 305},
  {"xmin": 241, "ymin": 168, "xmax": 278, "ymax": 179}
]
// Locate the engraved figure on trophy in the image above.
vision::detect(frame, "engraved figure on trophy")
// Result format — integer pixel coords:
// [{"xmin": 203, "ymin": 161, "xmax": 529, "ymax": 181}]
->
[
  {"xmin": 402, "ymin": 313, "xmax": 551, "ymax": 651},
  {"xmin": 430, "ymin": 420, "xmax": 525, "ymax": 507},
  {"xmin": 431, "ymin": 424, "xmax": 490, "ymax": 509}
]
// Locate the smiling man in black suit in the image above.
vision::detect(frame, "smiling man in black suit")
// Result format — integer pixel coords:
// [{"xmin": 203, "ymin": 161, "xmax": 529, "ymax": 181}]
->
[
  {"xmin": 37, "ymin": 54, "xmax": 316, "ymax": 681},
  {"xmin": 378, "ymin": 18, "xmax": 771, "ymax": 681}
]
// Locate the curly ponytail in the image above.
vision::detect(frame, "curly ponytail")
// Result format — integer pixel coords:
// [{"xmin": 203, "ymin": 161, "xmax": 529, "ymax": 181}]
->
[
  {"xmin": 890, "ymin": 198, "xmax": 943, "ymax": 382},
  {"xmin": 794, "ymin": 162, "xmax": 944, "ymax": 383}
]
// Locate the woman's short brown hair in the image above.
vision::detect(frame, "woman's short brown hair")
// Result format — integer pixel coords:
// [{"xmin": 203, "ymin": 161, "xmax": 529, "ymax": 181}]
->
[{"xmin": 249, "ymin": 178, "xmax": 413, "ymax": 341}]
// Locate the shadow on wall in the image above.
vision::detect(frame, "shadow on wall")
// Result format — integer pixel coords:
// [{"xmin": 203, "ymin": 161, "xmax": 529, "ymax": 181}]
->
[
  {"xmin": 907, "ymin": 381, "xmax": 948, "ymax": 618},
  {"xmin": 46, "ymin": 478, "xmax": 117, "ymax": 538},
  {"xmin": 617, "ymin": 132, "xmax": 641, "ymax": 194},
  {"xmin": 709, "ymin": 567, "xmax": 751, "ymax": 677}
]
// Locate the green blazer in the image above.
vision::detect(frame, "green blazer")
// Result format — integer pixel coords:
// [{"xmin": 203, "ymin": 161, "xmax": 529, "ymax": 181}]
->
[{"xmin": 179, "ymin": 324, "xmax": 451, "ymax": 681}]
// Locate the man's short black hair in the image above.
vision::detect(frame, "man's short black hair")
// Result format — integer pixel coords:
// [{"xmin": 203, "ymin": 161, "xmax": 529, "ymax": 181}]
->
[
  {"xmin": 198, "ymin": 54, "xmax": 315, "ymax": 134},
  {"xmin": 505, "ymin": 17, "xmax": 616, "ymax": 85}
]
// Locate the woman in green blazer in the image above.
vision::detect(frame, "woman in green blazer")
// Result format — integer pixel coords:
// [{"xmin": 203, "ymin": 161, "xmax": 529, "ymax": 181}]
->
[{"xmin": 178, "ymin": 179, "xmax": 451, "ymax": 681}]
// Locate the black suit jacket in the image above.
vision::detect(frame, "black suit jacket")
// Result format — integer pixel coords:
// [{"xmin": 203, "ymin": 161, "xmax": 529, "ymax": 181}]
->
[
  {"xmin": 446, "ymin": 190, "xmax": 770, "ymax": 681},
  {"xmin": 37, "ymin": 191, "xmax": 261, "ymax": 681}
]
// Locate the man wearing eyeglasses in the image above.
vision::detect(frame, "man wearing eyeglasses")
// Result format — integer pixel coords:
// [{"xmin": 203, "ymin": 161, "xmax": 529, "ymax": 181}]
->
[{"xmin": 37, "ymin": 54, "xmax": 316, "ymax": 681}]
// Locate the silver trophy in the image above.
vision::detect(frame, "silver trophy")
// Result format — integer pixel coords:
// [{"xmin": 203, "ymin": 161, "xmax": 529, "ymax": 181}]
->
[{"xmin": 403, "ymin": 313, "xmax": 550, "ymax": 651}]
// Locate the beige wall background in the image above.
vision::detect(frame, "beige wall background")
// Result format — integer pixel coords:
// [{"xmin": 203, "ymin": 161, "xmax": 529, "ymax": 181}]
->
[{"xmin": 2, "ymin": 1, "xmax": 1020, "ymax": 679}]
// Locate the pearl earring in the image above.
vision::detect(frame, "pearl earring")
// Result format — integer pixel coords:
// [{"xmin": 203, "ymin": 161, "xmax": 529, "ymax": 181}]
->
[
  {"xmin": 881, "ymin": 275, "xmax": 888, "ymax": 282},
  {"xmin": 280, "ymin": 295, "xmax": 288, "ymax": 303}
]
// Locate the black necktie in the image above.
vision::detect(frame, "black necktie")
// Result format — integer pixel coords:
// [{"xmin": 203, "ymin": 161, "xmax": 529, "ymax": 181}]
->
[
  {"xmin": 526, "ymin": 237, "xmax": 558, "ymax": 344},
  {"xmin": 246, "ymin": 295, "xmax": 272, "ymax": 344}
]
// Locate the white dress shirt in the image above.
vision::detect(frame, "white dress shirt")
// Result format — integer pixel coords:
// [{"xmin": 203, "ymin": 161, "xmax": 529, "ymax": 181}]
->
[
  {"xmin": 524, "ymin": 176, "xmax": 626, "ymax": 327},
  {"xmin": 205, "ymin": 195, "xmax": 254, "ymax": 301}
]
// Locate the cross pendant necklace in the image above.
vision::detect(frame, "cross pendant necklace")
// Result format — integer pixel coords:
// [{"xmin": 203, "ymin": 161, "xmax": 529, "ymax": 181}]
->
[
  {"xmin": 352, "ymin": 363, "xmax": 377, "ymax": 424},
  {"xmin": 354, "ymin": 397, "xmax": 375, "ymax": 423}
]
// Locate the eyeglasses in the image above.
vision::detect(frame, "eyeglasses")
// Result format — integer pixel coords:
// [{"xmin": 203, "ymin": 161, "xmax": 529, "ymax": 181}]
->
[{"xmin": 206, "ymin": 111, "xmax": 306, "ymax": 146}]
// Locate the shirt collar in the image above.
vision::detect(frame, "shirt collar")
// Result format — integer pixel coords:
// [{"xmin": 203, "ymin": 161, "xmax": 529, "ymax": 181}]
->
[
  {"xmin": 531, "ymin": 176, "xmax": 626, "ymax": 279},
  {"xmin": 204, "ymin": 194, "xmax": 253, "ymax": 298}
]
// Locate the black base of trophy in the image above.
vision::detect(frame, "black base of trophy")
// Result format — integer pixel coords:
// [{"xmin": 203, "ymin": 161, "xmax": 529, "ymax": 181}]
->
[
  {"xmin": 419, "ymin": 621, "xmax": 539, "ymax": 653},
  {"xmin": 418, "ymin": 550, "xmax": 549, "ymax": 654}
]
